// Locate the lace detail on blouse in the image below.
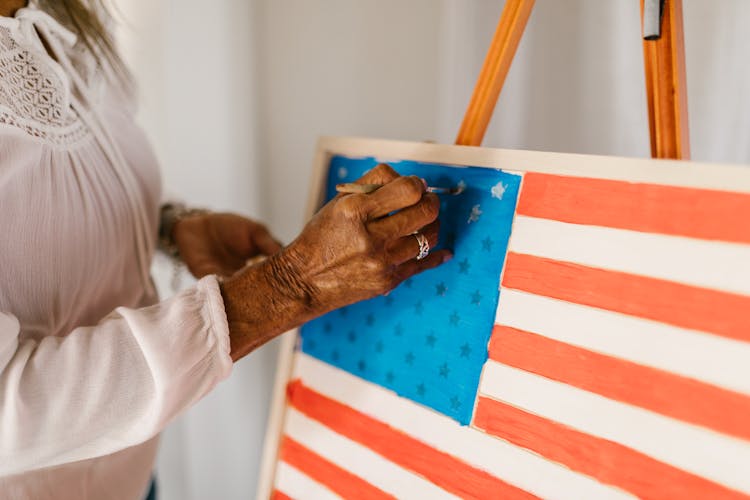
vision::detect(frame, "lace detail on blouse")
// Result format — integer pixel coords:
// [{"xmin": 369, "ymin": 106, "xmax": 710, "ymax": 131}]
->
[{"xmin": 0, "ymin": 25, "xmax": 89, "ymax": 146}]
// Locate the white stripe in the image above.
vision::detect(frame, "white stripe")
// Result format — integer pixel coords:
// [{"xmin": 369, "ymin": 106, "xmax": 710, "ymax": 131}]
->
[
  {"xmin": 294, "ymin": 353, "xmax": 636, "ymax": 500},
  {"xmin": 507, "ymin": 215, "xmax": 750, "ymax": 295},
  {"xmin": 479, "ymin": 362, "xmax": 750, "ymax": 493},
  {"xmin": 275, "ymin": 462, "xmax": 340, "ymax": 500},
  {"xmin": 496, "ymin": 289, "xmax": 750, "ymax": 396},
  {"xmin": 284, "ymin": 409, "xmax": 455, "ymax": 499}
]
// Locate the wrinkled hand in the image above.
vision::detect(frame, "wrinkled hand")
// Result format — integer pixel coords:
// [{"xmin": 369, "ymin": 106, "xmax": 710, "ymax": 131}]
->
[
  {"xmin": 221, "ymin": 164, "xmax": 452, "ymax": 360},
  {"xmin": 279, "ymin": 163, "xmax": 452, "ymax": 310},
  {"xmin": 173, "ymin": 212, "xmax": 283, "ymax": 279}
]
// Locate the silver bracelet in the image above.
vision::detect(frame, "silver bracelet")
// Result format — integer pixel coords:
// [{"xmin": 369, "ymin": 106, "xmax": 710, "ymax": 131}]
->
[{"xmin": 157, "ymin": 202, "xmax": 209, "ymax": 259}]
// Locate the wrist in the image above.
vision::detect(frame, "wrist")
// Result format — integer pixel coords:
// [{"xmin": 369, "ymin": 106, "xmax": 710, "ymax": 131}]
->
[
  {"xmin": 158, "ymin": 202, "xmax": 209, "ymax": 259},
  {"xmin": 220, "ymin": 249, "xmax": 321, "ymax": 361},
  {"xmin": 265, "ymin": 247, "xmax": 321, "ymax": 311}
]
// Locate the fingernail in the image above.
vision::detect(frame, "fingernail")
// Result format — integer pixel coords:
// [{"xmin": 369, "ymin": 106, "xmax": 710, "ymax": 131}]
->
[{"xmin": 421, "ymin": 178, "xmax": 428, "ymax": 190}]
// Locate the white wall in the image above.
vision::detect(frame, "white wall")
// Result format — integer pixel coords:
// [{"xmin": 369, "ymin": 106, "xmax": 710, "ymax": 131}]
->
[{"xmin": 116, "ymin": 1, "xmax": 750, "ymax": 499}]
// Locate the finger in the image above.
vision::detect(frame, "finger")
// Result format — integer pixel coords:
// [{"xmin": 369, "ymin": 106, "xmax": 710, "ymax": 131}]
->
[
  {"xmin": 355, "ymin": 163, "xmax": 400, "ymax": 185},
  {"xmin": 187, "ymin": 259, "xmax": 226, "ymax": 279},
  {"xmin": 392, "ymin": 249, "xmax": 453, "ymax": 285},
  {"xmin": 250, "ymin": 223, "xmax": 283, "ymax": 255},
  {"xmin": 385, "ymin": 219, "xmax": 440, "ymax": 265},
  {"xmin": 368, "ymin": 193, "xmax": 439, "ymax": 238},
  {"xmin": 361, "ymin": 175, "xmax": 426, "ymax": 219}
]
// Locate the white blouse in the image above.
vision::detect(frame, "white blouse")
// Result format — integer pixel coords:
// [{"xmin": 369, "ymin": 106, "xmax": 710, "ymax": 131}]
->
[{"xmin": 0, "ymin": 5, "xmax": 233, "ymax": 499}]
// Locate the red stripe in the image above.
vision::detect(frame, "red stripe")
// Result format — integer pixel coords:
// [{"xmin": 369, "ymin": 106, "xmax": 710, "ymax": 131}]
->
[
  {"xmin": 286, "ymin": 380, "xmax": 537, "ymax": 500},
  {"xmin": 489, "ymin": 325, "xmax": 750, "ymax": 441},
  {"xmin": 502, "ymin": 252, "xmax": 750, "ymax": 342},
  {"xmin": 517, "ymin": 172, "xmax": 750, "ymax": 244},
  {"xmin": 280, "ymin": 436, "xmax": 393, "ymax": 500},
  {"xmin": 270, "ymin": 490, "xmax": 292, "ymax": 500},
  {"xmin": 474, "ymin": 396, "xmax": 748, "ymax": 500}
]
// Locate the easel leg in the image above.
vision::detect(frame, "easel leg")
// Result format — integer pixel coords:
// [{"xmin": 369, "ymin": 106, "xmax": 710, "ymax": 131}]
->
[
  {"xmin": 455, "ymin": 0, "xmax": 535, "ymax": 147},
  {"xmin": 641, "ymin": 0, "xmax": 690, "ymax": 159}
]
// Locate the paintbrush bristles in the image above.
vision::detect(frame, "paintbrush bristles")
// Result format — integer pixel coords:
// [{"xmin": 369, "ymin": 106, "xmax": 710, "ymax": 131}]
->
[{"xmin": 336, "ymin": 183, "xmax": 464, "ymax": 195}]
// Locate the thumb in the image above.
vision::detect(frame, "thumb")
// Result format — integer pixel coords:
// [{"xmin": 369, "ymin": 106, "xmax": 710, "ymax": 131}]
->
[
  {"xmin": 252, "ymin": 225, "xmax": 283, "ymax": 255},
  {"xmin": 189, "ymin": 259, "xmax": 224, "ymax": 279}
]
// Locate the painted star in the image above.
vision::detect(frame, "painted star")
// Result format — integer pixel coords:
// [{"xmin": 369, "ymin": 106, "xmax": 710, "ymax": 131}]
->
[
  {"xmin": 458, "ymin": 258, "xmax": 471, "ymax": 274},
  {"xmin": 450, "ymin": 396, "xmax": 461, "ymax": 410},
  {"xmin": 365, "ymin": 313, "xmax": 375, "ymax": 326},
  {"xmin": 332, "ymin": 350, "xmax": 340, "ymax": 361},
  {"xmin": 414, "ymin": 300, "xmax": 424, "ymax": 315},
  {"xmin": 357, "ymin": 359, "xmax": 367, "ymax": 372},
  {"xmin": 482, "ymin": 237, "xmax": 493, "ymax": 252},
  {"xmin": 435, "ymin": 282, "xmax": 447, "ymax": 296},
  {"xmin": 439, "ymin": 362, "xmax": 450, "ymax": 378},
  {"xmin": 394, "ymin": 324, "xmax": 403, "ymax": 336},
  {"xmin": 416, "ymin": 383, "xmax": 427, "ymax": 396},
  {"xmin": 491, "ymin": 181, "xmax": 507, "ymax": 200},
  {"xmin": 323, "ymin": 322, "xmax": 332, "ymax": 333},
  {"xmin": 404, "ymin": 278, "xmax": 413, "ymax": 288},
  {"xmin": 468, "ymin": 204, "xmax": 483, "ymax": 224},
  {"xmin": 425, "ymin": 332, "xmax": 437, "ymax": 347},
  {"xmin": 471, "ymin": 290, "xmax": 482, "ymax": 305},
  {"xmin": 449, "ymin": 311, "xmax": 460, "ymax": 326},
  {"xmin": 460, "ymin": 343, "xmax": 472, "ymax": 358},
  {"xmin": 375, "ymin": 340, "xmax": 384, "ymax": 353},
  {"xmin": 384, "ymin": 296, "xmax": 394, "ymax": 307},
  {"xmin": 347, "ymin": 330, "xmax": 357, "ymax": 342},
  {"xmin": 386, "ymin": 371, "xmax": 395, "ymax": 383},
  {"xmin": 306, "ymin": 339, "xmax": 317, "ymax": 350},
  {"xmin": 405, "ymin": 352, "xmax": 415, "ymax": 365},
  {"xmin": 337, "ymin": 166, "xmax": 348, "ymax": 179},
  {"xmin": 339, "ymin": 307, "xmax": 348, "ymax": 316}
]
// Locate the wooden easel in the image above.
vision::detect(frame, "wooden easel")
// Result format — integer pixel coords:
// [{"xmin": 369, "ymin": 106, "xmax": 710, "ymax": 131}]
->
[{"xmin": 455, "ymin": 0, "xmax": 690, "ymax": 160}]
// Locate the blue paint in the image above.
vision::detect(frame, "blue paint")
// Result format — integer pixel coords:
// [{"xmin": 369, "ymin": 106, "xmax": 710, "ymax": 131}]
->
[{"xmin": 300, "ymin": 155, "xmax": 521, "ymax": 424}]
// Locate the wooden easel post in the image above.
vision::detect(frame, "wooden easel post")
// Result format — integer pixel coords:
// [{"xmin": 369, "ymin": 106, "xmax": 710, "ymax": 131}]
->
[
  {"xmin": 641, "ymin": 0, "xmax": 690, "ymax": 159},
  {"xmin": 455, "ymin": 0, "xmax": 535, "ymax": 147},
  {"xmin": 456, "ymin": 0, "xmax": 690, "ymax": 160}
]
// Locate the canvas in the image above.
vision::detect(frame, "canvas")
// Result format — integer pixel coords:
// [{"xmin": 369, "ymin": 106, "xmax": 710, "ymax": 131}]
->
[{"xmin": 258, "ymin": 137, "xmax": 750, "ymax": 500}]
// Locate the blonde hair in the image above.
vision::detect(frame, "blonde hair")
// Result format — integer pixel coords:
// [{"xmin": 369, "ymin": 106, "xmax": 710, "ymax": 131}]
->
[{"xmin": 37, "ymin": 0, "xmax": 126, "ymax": 75}]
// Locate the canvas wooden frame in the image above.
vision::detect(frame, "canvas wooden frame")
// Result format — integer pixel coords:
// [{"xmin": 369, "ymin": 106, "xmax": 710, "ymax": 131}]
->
[{"xmin": 256, "ymin": 136, "xmax": 750, "ymax": 500}]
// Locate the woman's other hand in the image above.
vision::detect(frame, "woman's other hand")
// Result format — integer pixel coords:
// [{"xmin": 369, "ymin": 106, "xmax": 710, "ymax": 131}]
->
[
  {"xmin": 173, "ymin": 212, "xmax": 283, "ymax": 279},
  {"xmin": 221, "ymin": 164, "xmax": 452, "ymax": 360}
]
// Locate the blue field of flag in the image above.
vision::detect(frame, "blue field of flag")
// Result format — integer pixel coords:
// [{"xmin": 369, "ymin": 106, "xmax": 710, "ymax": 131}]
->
[{"xmin": 300, "ymin": 155, "xmax": 521, "ymax": 424}]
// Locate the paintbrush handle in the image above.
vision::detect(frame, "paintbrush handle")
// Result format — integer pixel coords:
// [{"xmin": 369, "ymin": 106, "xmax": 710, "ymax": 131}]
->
[
  {"xmin": 336, "ymin": 183, "xmax": 457, "ymax": 195},
  {"xmin": 335, "ymin": 183, "xmax": 383, "ymax": 194}
]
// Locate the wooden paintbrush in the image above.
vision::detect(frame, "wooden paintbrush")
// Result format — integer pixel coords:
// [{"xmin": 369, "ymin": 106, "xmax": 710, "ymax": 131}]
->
[{"xmin": 336, "ymin": 183, "xmax": 465, "ymax": 195}]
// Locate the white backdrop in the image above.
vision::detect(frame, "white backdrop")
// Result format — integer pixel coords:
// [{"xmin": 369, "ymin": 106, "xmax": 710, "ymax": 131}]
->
[{"xmin": 115, "ymin": 1, "xmax": 750, "ymax": 499}]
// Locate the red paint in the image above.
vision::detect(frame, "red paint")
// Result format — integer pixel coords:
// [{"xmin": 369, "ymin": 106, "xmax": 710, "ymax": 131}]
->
[
  {"xmin": 280, "ymin": 436, "xmax": 393, "ymax": 500},
  {"xmin": 502, "ymin": 252, "xmax": 750, "ymax": 343},
  {"xmin": 270, "ymin": 490, "xmax": 292, "ymax": 500},
  {"xmin": 474, "ymin": 397, "xmax": 748, "ymax": 500},
  {"xmin": 489, "ymin": 325, "xmax": 750, "ymax": 441},
  {"xmin": 517, "ymin": 172, "xmax": 750, "ymax": 244},
  {"xmin": 286, "ymin": 380, "xmax": 537, "ymax": 500}
]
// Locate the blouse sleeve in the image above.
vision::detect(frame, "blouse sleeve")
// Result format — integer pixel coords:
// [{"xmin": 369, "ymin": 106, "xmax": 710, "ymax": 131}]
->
[{"xmin": 0, "ymin": 275, "xmax": 233, "ymax": 476}]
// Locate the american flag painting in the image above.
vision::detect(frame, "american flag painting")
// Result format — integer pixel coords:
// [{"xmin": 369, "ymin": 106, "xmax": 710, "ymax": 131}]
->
[{"xmin": 261, "ymin": 138, "xmax": 750, "ymax": 500}]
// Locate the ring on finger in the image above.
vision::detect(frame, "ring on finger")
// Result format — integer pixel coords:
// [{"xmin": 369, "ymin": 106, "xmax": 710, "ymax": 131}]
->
[{"xmin": 413, "ymin": 231, "xmax": 430, "ymax": 260}]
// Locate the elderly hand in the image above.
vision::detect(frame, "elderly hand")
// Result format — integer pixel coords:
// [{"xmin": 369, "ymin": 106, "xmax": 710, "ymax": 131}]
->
[
  {"xmin": 173, "ymin": 212, "xmax": 283, "ymax": 279},
  {"xmin": 221, "ymin": 164, "xmax": 452, "ymax": 360},
  {"xmin": 279, "ymin": 164, "xmax": 451, "ymax": 309}
]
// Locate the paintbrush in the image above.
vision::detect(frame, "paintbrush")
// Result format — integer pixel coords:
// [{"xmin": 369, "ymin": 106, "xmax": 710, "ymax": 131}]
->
[{"xmin": 336, "ymin": 183, "xmax": 465, "ymax": 195}]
